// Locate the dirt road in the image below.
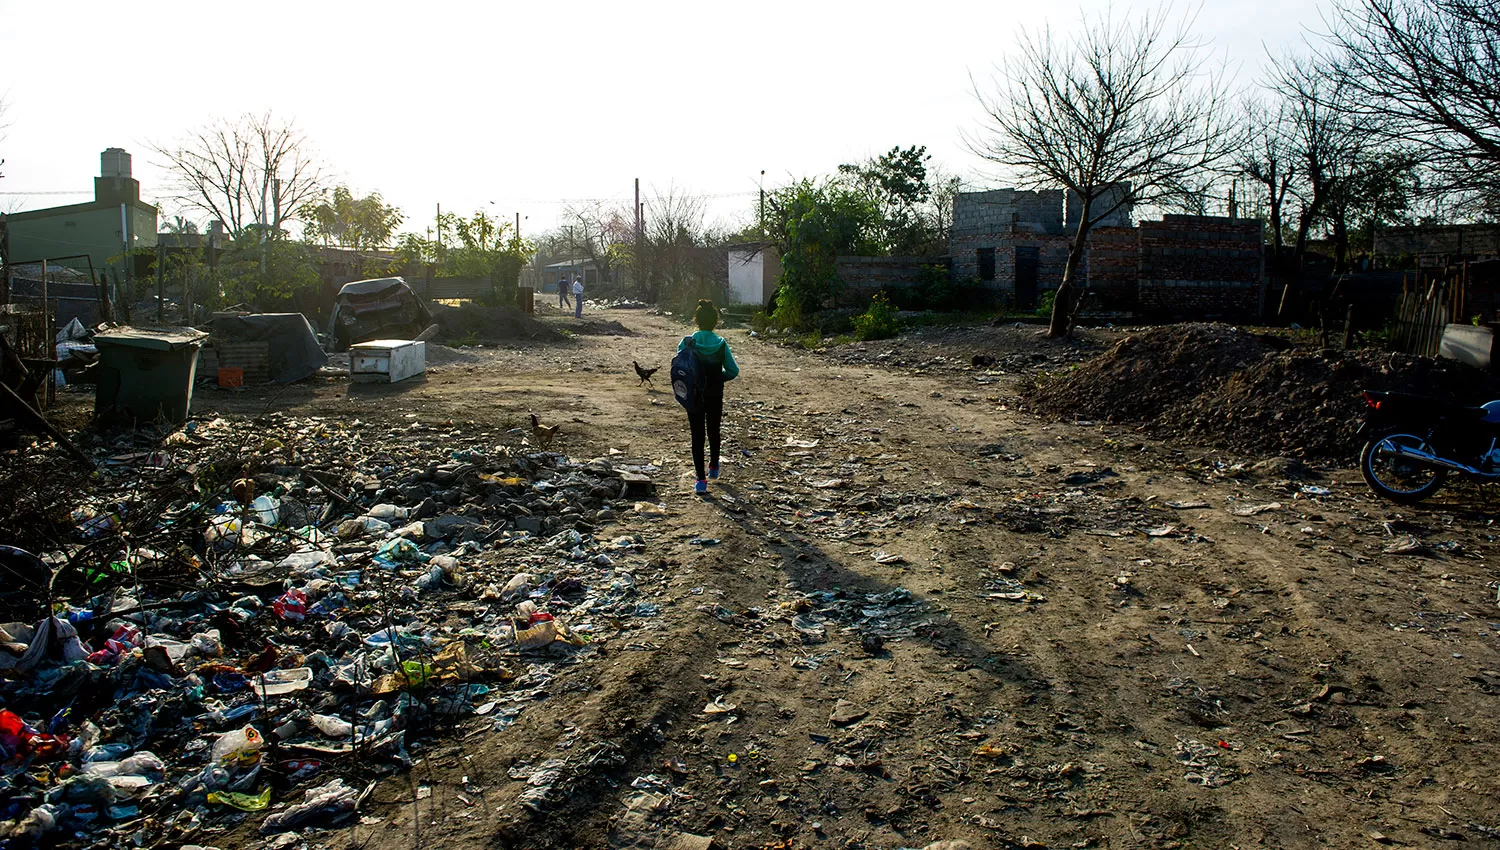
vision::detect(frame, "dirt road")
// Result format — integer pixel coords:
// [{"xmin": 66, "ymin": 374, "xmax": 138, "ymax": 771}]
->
[{"xmin": 199, "ymin": 308, "xmax": 1500, "ymax": 849}]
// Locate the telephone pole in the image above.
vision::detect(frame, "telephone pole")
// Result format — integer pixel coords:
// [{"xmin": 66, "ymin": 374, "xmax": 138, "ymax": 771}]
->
[{"xmin": 759, "ymin": 170, "xmax": 766, "ymax": 235}]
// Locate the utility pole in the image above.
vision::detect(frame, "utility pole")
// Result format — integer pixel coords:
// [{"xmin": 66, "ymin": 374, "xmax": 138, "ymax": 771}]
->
[
  {"xmin": 436, "ymin": 203, "xmax": 443, "ymax": 250},
  {"xmin": 516, "ymin": 212, "xmax": 521, "ymax": 240},
  {"xmin": 759, "ymin": 170, "xmax": 766, "ymax": 235},
  {"xmin": 156, "ymin": 243, "xmax": 165, "ymax": 323},
  {"xmin": 634, "ymin": 177, "xmax": 642, "ymax": 291}
]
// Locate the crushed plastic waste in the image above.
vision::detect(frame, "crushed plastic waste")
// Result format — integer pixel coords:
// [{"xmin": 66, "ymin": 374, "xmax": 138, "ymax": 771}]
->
[{"xmin": 0, "ymin": 412, "xmax": 658, "ymax": 846}]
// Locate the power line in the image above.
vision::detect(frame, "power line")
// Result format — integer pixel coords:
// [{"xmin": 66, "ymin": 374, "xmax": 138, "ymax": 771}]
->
[{"xmin": 0, "ymin": 190, "xmax": 93, "ymax": 196}]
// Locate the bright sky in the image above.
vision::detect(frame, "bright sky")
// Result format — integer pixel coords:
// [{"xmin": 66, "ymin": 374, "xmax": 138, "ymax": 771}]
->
[{"xmin": 0, "ymin": 0, "xmax": 1318, "ymax": 238}]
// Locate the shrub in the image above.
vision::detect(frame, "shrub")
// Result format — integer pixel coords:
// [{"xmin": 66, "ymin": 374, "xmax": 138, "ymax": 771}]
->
[
  {"xmin": 853, "ymin": 292, "xmax": 901, "ymax": 341},
  {"xmin": 1035, "ymin": 289, "xmax": 1057, "ymax": 319}
]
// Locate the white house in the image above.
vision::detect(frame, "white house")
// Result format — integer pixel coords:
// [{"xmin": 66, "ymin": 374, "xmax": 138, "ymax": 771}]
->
[{"xmin": 726, "ymin": 243, "xmax": 780, "ymax": 307}]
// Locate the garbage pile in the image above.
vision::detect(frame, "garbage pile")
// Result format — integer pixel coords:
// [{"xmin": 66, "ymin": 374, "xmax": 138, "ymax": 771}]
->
[
  {"xmin": 0, "ymin": 413, "xmax": 663, "ymax": 846},
  {"xmin": 1023, "ymin": 324, "xmax": 1500, "ymax": 459}
]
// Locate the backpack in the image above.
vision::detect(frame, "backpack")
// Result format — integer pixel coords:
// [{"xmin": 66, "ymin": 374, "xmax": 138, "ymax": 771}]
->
[{"xmin": 671, "ymin": 337, "xmax": 705, "ymax": 413}]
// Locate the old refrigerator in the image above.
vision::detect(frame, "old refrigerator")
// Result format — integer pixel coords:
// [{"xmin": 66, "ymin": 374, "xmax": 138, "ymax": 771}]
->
[{"xmin": 349, "ymin": 339, "xmax": 426, "ymax": 383}]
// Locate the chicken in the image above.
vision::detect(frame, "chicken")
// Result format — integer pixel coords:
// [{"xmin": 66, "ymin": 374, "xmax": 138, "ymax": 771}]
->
[
  {"xmin": 632, "ymin": 361, "xmax": 660, "ymax": 387},
  {"xmin": 529, "ymin": 414, "xmax": 561, "ymax": 451},
  {"xmin": 971, "ymin": 354, "xmax": 997, "ymax": 370}
]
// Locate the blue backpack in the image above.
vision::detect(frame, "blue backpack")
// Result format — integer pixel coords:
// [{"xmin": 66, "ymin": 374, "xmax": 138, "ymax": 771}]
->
[{"xmin": 671, "ymin": 337, "xmax": 704, "ymax": 413}]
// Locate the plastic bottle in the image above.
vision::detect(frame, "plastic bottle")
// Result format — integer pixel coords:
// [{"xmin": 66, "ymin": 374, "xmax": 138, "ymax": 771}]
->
[{"xmin": 250, "ymin": 495, "xmax": 280, "ymax": 526}]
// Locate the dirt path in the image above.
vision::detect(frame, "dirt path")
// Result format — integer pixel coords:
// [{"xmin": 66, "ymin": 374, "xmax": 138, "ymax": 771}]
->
[{"xmin": 196, "ymin": 308, "xmax": 1500, "ymax": 850}]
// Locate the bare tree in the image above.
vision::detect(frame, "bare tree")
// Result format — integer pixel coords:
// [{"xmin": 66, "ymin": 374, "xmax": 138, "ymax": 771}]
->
[
  {"xmin": 638, "ymin": 186, "xmax": 721, "ymax": 304},
  {"xmin": 969, "ymin": 5, "xmax": 1238, "ymax": 336},
  {"xmin": 151, "ymin": 111, "xmax": 325, "ymax": 236},
  {"xmin": 1271, "ymin": 55, "xmax": 1369, "ymax": 272},
  {"xmin": 1238, "ymin": 96, "xmax": 1298, "ymax": 262},
  {"xmin": 559, "ymin": 199, "xmax": 633, "ymax": 288},
  {"xmin": 1318, "ymin": 0, "xmax": 1500, "ymax": 211}
]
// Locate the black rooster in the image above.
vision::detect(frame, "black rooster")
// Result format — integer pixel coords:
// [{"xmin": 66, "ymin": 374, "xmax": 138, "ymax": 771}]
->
[{"xmin": 632, "ymin": 361, "xmax": 660, "ymax": 387}]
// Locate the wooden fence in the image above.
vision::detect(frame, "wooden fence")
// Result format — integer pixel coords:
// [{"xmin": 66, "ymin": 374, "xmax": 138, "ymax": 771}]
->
[{"xmin": 1392, "ymin": 268, "xmax": 1468, "ymax": 356}]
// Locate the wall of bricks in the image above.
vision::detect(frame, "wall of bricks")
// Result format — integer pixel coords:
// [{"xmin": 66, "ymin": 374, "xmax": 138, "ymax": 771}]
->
[
  {"xmin": 834, "ymin": 256, "xmax": 950, "ymax": 306},
  {"xmin": 948, "ymin": 189, "xmax": 1266, "ymax": 318},
  {"xmin": 1137, "ymin": 215, "xmax": 1264, "ymax": 320},
  {"xmin": 1373, "ymin": 224, "xmax": 1500, "ymax": 262},
  {"xmin": 1085, "ymin": 226, "xmax": 1140, "ymax": 311}
]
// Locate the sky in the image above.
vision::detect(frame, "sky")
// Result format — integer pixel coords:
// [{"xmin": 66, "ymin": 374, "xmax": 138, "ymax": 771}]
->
[{"xmin": 0, "ymin": 0, "xmax": 1320, "ymax": 238}]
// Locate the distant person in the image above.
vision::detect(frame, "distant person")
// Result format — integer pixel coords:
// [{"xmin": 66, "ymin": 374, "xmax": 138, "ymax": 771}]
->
[
  {"xmin": 557, "ymin": 277, "xmax": 571, "ymax": 310},
  {"xmin": 678, "ymin": 299, "xmax": 739, "ymax": 494},
  {"xmin": 572, "ymin": 276, "xmax": 585, "ymax": 318}
]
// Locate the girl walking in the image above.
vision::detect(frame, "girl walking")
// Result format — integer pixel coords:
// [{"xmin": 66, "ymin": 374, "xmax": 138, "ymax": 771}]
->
[{"xmin": 679, "ymin": 300, "xmax": 739, "ymax": 494}]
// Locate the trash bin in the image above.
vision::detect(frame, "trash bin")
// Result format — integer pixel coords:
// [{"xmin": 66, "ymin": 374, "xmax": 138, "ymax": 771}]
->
[{"xmin": 93, "ymin": 327, "xmax": 209, "ymax": 424}]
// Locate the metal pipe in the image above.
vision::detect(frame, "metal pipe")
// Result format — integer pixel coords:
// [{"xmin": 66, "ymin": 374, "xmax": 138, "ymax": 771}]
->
[{"xmin": 1385, "ymin": 442, "xmax": 1500, "ymax": 478}]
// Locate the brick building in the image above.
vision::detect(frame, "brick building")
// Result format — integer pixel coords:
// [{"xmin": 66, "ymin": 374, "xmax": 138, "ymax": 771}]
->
[
  {"xmin": 947, "ymin": 186, "xmax": 1265, "ymax": 320},
  {"xmin": 949, "ymin": 186, "xmax": 1133, "ymax": 309}
]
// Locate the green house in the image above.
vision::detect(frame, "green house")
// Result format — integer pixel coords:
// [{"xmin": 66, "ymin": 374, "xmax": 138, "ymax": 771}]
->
[{"xmin": 1, "ymin": 147, "xmax": 158, "ymax": 282}]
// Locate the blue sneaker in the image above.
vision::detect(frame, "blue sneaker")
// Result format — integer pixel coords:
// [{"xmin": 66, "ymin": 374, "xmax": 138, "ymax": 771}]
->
[
  {"xmin": 694, "ymin": 479, "xmax": 708, "ymax": 494},
  {"xmin": 708, "ymin": 465, "xmax": 720, "ymax": 480}
]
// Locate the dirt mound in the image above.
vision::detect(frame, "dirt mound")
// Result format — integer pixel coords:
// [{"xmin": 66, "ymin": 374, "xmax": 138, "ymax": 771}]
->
[
  {"xmin": 569, "ymin": 319, "xmax": 635, "ymax": 336},
  {"xmin": 1025, "ymin": 324, "xmax": 1278, "ymax": 422},
  {"xmin": 1162, "ymin": 349, "xmax": 1500, "ymax": 460},
  {"xmin": 429, "ymin": 303, "xmax": 564, "ymax": 343}
]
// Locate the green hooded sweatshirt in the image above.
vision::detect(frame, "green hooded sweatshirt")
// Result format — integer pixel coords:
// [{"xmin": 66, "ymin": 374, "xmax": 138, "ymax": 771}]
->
[{"xmin": 679, "ymin": 331, "xmax": 739, "ymax": 381}]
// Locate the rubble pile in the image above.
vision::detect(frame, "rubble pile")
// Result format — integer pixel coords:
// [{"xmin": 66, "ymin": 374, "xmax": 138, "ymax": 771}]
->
[
  {"xmin": 1025, "ymin": 323, "xmax": 1500, "ymax": 459},
  {"xmin": 0, "ymin": 413, "xmax": 664, "ymax": 846},
  {"xmin": 1162, "ymin": 348, "xmax": 1500, "ymax": 459},
  {"xmin": 427, "ymin": 302, "xmax": 564, "ymax": 344},
  {"xmin": 1023, "ymin": 324, "xmax": 1277, "ymax": 423}
]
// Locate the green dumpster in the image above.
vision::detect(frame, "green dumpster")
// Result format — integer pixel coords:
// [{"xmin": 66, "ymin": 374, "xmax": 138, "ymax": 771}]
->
[{"xmin": 94, "ymin": 327, "xmax": 209, "ymax": 425}]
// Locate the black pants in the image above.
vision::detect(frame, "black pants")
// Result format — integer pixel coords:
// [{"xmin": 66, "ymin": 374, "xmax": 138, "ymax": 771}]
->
[{"xmin": 688, "ymin": 379, "xmax": 725, "ymax": 481}]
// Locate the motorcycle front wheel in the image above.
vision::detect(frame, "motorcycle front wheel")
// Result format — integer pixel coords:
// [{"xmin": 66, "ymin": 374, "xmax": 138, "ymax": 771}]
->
[{"xmin": 1360, "ymin": 430, "xmax": 1449, "ymax": 504}]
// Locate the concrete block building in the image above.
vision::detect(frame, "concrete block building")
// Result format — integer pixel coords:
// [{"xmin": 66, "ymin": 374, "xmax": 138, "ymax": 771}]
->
[
  {"xmin": 1, "ymin": 148, "xmax": 158, "ymax": 281},
  {"xmin": 947, "ymin": 185, "xmax": 1265, "ymax": 319},
  {"xmin": 949, "ymin": 186, "xmax": 1131, "ymax": 309}
]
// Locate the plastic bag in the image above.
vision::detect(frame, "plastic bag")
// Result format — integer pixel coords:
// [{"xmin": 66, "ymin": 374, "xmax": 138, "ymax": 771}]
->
[
  {"xmin": 210, "ymin": 725, "xmax": 264, "ymax": 767},
  {"xmin": 310, "ymin": 714, "xmax": 353, "ymax": 738},
  {"xmin": 272, "ymin": 589, "xmax": 309, "ymax": 621}
]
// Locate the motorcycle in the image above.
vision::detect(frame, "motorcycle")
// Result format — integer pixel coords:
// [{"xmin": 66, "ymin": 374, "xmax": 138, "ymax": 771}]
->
[{"xmin": 1358, "ymin": 390, "xmax": 1500, "ymax": 503}]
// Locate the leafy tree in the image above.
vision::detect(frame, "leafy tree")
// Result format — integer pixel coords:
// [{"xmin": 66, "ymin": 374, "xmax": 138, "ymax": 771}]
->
[
  {"xmin": 837, "ymin": 145, "xmax": 958, "ymax": 255},
  {"xmin": 838, "ymin": 146, "xmax": 929, "ymax": 252},
  {"xmin": 218, "ymin": 229, "xmax": 321, "ymax": 308},
  {"xmin": 1326, "ymin": 150, "xmax": 1420, "ymax": 268},
  {"xmin": 304, "ymin": 186, "xmax": 403, "ymax": 250},
  {"xmin": 763, "ymin": 179, "xmax": 882, "ymax": 326},
  {"xmin": 398, "ymin": 210, "xmax": 535, "ymax": 304}
]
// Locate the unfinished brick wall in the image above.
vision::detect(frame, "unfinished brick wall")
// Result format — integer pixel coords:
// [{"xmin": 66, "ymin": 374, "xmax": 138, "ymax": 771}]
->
[
  {"xmin": 948, "ymin": 191, "xmax": 1265, "ymax": 318},
  {"xmin": 1373, "ymin": 224, "xmax": 1500, "ymax": 262},
  {"xmin": 1137, "ymin": 215, "xmax": 1264, "ymax": 320},
  {"xmin": 1084, "ymin": 226, "xmax": 1140, "ymax": 312},
  {"xmin": 951, "ymin": 189, "xmax": 1065, "ymax": 285},
  {"xmin": 834, "ymin": 256, "xmax": 950, "ymax": 307}
]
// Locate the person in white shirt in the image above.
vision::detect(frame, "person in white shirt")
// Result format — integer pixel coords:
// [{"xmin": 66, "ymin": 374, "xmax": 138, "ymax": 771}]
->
[{"xmin": 571, "ymin": 276, "xmax": 584, "ymax": 318}]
